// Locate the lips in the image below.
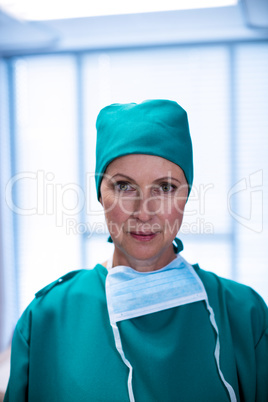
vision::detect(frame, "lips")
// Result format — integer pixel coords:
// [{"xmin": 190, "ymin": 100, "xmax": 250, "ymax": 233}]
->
[{"xmin": 130, "ymin": 232, "xmax": 158, "ymax": 241}]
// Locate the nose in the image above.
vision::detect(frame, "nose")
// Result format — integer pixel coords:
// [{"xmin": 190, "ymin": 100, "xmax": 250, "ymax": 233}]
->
[{"xmin": 133, "ymin": 191, "xmax": 154, "ymax": 222}]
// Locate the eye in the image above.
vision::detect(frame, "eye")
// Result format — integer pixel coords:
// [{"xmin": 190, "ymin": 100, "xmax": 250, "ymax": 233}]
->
[
  {"xmin": 159, "ymin": 182, "xmax": 176, "ymax": 193},
  {"xmin": 115, "ymin": 181, "xmax": 135, "ymax": 192}
]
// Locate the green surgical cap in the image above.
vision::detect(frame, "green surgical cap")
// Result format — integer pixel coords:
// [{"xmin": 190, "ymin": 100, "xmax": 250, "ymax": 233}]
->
[{"xmin": 95, "ymin": 99, "xmax": 193, "ymax": 199}]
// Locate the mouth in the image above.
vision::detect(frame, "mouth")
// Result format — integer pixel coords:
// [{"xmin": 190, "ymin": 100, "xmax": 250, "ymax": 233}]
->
[{"xmin": 129, "ymin": 232, "xmax": 158, "ymax": 242}]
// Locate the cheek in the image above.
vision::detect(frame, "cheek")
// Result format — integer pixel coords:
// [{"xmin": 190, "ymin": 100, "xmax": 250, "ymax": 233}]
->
[
  {"xmin": 162, "ymin": 199, "xmax": 186, "ymax": 233},
  {"xmin": 164, "ymin": 206, "xmax": 184, "ymax": 224},
  {"xmin": 105, "ymin": 196, "xmax": 138, "ymax": 218},
  {"xmin": 102, "ymin": 196, "xmax": 130, "ymax": 225},
  {"xmin": 161, "ymin": 195, "xmax": 186, "ymax": 217},
  {"xmin": 173, "ymin": 189, "xmax": 188, "ymax": 215},
  {"xmin": 174, "ymin": 198, "xmax": 187, "ymax": 217}
]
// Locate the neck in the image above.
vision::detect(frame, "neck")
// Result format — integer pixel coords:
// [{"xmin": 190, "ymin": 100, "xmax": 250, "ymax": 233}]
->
[{"xmin": 112, "ymin": 245, "xmax": 177, "ymax": 272}]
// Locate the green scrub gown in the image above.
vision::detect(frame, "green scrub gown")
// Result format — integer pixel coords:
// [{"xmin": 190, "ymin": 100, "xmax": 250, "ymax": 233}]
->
[{"xmin": 4, "ymin": 263, "xmax": 268, "ymax": 402}]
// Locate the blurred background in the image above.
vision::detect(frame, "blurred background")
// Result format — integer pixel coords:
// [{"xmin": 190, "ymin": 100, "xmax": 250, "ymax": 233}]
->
[{"xmin": 0, "ymin": 0, "xmax": 268, "ymax": 393}]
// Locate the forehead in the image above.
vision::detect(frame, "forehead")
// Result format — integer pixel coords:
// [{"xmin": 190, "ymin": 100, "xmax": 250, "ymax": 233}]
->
[{"xmin": 105, "ymin": 154, "xmax": 187, "ymax": 182}]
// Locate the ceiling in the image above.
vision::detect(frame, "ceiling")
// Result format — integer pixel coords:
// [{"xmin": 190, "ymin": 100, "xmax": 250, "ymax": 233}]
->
[
  {"xmin": 0, "ymin": 0, "xmax": 267, "ymax": 57},
  {"xmin": 0, "ymin": 0, "xmax": 238, "ymax": 20}
]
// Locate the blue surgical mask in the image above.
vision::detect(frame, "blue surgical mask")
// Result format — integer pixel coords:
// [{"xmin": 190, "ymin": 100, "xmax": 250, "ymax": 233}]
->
[
  {"xmin": 105, "ymin": 254, "xmax": 237, "ymax": 402},
  {"xmin": 106, "ymin": 256, "xmax": 206, "ymax": 323}
]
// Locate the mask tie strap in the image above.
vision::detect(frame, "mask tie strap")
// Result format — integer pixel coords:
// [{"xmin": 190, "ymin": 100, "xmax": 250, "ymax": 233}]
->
[
  {"xmin": 106, "ymin": 271, "xmax": 135, "ymax": 402},
  {"xmin": 204, "ymin": 299, "xmax": 237, "ymax": 402},
  {"xmin": 110, "ymin": 322, "xmax": 135, "ymax": 402}
]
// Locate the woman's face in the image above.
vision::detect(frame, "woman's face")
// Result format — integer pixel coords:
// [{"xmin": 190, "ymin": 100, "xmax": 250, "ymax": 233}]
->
[{"xmin": 100, "ymin": 154, "xmax": 188, "ymax": 271}]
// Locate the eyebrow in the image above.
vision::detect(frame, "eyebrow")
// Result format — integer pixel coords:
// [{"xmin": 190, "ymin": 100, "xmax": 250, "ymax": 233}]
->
[
  {"xmin": 111, "ymin": 174, "xmax": 135, "ymax": 182},
  {"xmin": 110, "ymin": 173, "xmax": 182, "ymax": 185}
]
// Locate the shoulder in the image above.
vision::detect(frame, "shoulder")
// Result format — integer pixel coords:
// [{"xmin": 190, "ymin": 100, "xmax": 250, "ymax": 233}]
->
[
  {"xmin": 35, "ymin": 264, "xmax": 107, "ymax": 299},
  {"xmin": 194, "ymin": 264, "xmax": 268, "ymax": 342},
  {"xmin": 195, "ymin": 264, "xmax": 267, "ymax": 306},
  {"xmin": 34, "ymin": 269, "xmax": 84, "ymax": 298},
  {"xmin": 16, "ymin": 265, "xmax": 107, "ymax": 341}
]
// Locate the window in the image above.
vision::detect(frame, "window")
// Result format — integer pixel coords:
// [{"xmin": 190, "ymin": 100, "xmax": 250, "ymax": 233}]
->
[{"xmin": 3, "ymin": 42, "xmax": 268, "ymax": 319}]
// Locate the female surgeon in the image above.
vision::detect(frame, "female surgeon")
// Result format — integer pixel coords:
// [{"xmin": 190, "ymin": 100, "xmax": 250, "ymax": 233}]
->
[{"xmin": 4, "ymin": 100, "xmax": 268, "ymax": 402}]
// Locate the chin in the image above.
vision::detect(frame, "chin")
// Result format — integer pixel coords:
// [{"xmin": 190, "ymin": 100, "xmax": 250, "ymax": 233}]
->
[{"xmin": 126, "ymin": 242, "xmax": 171, "ymax": 263}]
